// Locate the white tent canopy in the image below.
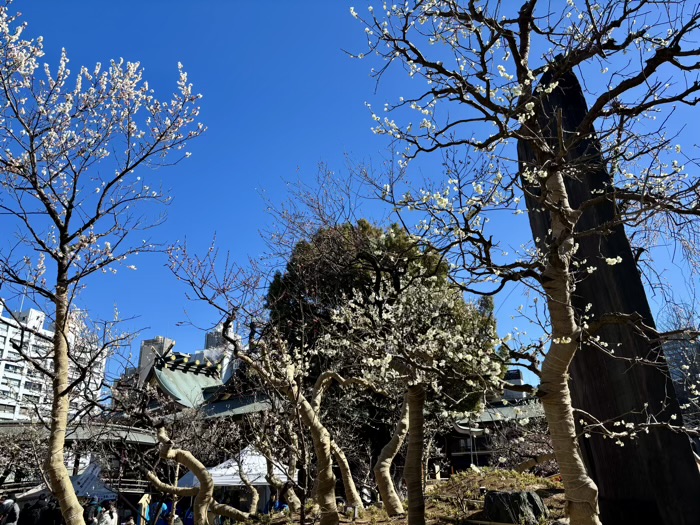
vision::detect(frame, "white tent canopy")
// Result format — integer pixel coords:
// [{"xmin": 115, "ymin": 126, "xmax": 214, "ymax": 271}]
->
[{"xmin": 179, "ymin": 446, "xmax": 288, "ymax": 488}]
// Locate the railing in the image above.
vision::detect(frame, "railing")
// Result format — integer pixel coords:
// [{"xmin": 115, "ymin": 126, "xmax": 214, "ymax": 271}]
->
[
  {"xmin": 0, "ymin": 479, "xmax": 40, "ymax": 493},
  {"xmin": 106, "ymin": 478, "xmax": 149, "ymax": 493},
  {"xmin": 1, "ymin": 477, "xmax": 150, "ymax": 495}
]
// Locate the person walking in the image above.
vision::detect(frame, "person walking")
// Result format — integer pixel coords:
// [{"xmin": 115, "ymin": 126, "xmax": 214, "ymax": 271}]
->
[
  {"xmin": 83, "ymin": 497, "xmax": 102, "ymax": 525},
  {"xmin": 0, "ymin": 493, "xmax": 21, "ymax": 525},
  {"xmin": 97, "ymin": 501, "xmax": 118, "ymax": 525}
]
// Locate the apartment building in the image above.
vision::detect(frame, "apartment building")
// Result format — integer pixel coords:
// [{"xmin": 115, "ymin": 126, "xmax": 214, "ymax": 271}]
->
[{"xmin": 0, "ymin": 303, "xmax": 106, "ymax": 420}]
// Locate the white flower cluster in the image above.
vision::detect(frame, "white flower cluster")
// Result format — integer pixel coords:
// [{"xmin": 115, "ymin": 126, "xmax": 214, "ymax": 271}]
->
[
  {"xmin": 0, "ymin": 3, "xmax": 205, "ymax": 279},
  {"xmin": 315, "ymin": 273, "xmax": 502, "ymax": 399},
  {"xmin": 605, "ymin": 256, "xmax": 622, "ymax": 266}
]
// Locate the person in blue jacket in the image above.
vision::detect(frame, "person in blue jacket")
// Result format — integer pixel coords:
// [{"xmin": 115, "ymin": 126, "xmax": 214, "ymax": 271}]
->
[{"xmin": 263, "ymin": 493, "xmax": 288, "ymax": 514}]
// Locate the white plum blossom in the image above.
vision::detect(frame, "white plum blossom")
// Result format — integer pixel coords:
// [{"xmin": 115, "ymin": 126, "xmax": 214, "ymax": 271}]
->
[{"xmin": 316, "ymin": 274, "xmax": 502, "ymax": 412}]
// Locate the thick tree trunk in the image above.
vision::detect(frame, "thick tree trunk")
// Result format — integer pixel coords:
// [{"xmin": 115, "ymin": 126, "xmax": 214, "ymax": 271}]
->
[
  {"xmin": 46, "ymin": 284, "xmax": 85, "ymax": 525},
  {"xmin": 374, "ymin": 395, "xmax": 409, "ymax": 516},
  {"xmin": 539, "ymin": 171, "xmax": 601, "ymax": 525},
  {"xmin": 540, "ymin": 370, "xmax": 601, "ymax": 525},
  {"xmin": 404, "ymin": 384, "xmax": 426, "ymax": 525},
  {"xmin": 150, "ymin": 428, "xmax": 219, "ymax": 525},
  {"xmin": 147, "ymin": 429, "xmax": 256, "ymax": 525},
  {"xmin": 225, "ymin": 347, "xmax": 339, "ymax": 525},
  {"xmin": 331, "ymin": 440, "xmax": 364, "ymax": 511},
  {"xmin": 297, "ymin": 398, "xmax": 339, "ymax": 525},
  {"xmin": 519, "ymin": 67, "xmax": 700, "ymax": 525}
]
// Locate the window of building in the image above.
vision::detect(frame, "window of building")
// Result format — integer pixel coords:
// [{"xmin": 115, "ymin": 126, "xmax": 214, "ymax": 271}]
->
[
  {"xmin": 455, "ymin": 438, "xmax": 473, "ymax": 452},
  {"xmin": 34, "ymin": 342, "xmax": 51, "ymax": 353},
  {"xmin": 24, "ymin": 381, "xmax": 42, "ymax": 392},
  {"xmin": 0, "ymin": 403, "xmax": 14, "ymax": 414},
  {"xmin": 3, "ymin": 350, "xmax": 21, "ymax": 362},
  {"xmin": 19, "ymin": 406, "xmax": 32, "ymax": 417},
  {"xmin": 23, "ymin": 394, "xmax": 40, "ymax": 404},
  {"xmin": 1, "ymin": 377, "xmax": 20, "ymax": 388},
  {"xmin": 3, "ymin": 364, "xmax": 23, "ymax": 374},
  {"xmin": 0, "ymin": 389, "xmax": 19, "ymax": 401},
  {"xmin": 29, "ymin": 344, "xmax": 45, "ymax": 357}
]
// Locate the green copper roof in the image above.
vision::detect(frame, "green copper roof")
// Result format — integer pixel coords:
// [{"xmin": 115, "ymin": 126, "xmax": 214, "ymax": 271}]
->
[{"xmin": 153, "ymin": 364, "xmax": 222, "ymax": 408}]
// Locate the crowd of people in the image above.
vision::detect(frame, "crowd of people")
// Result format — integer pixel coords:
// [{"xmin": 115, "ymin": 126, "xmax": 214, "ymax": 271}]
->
[
  {"xmin": 0, "ymin": 494, "xmax": 137, "ymax": 525},
  {"xmin": 83, "ymin": 497, "xmax": 128, "ymax": 525},
  {"xmin": 0, "ymin": 490, "xmax": 291, "ymax": 525},
  {"xmin": 0, "ymin": 493, "xmax": 63, "ymax": 525}
]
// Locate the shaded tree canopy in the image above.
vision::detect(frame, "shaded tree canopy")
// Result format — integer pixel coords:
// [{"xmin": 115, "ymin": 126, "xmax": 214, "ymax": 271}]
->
[
  {"xmin": 266, "ymin": 219, "xmax": 448, "ymax": 344},
  {"xmin": 265, "ymin": 219, "xmax": 496, "ymax": 372}
]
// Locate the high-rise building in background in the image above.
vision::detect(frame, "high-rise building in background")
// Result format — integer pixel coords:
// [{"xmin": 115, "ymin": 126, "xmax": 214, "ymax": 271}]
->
[
  {"xmin": 205, "ymin": 325, "xmax": 226, "ymax": 350},
  {"xmin": 201, "ymin": 323, "xmax": 237, "ymax": 381},
  {"xmin": 0, "ymin": 303, "xmax": 106, "ymax": 421},
  {"xmin": 120, "ymin": 327, "xmax": 238, "ymax": 399},
  {"xmin": 136, "ymin": 335, "xmax": 176, "ymax": 387},
  {"xmin": 663, "ymin": 337, "xmax": 700, "ymax": 426},
  {"xmin": 503, "ymin": 369, "xmax": 527, "ymax": 401}
]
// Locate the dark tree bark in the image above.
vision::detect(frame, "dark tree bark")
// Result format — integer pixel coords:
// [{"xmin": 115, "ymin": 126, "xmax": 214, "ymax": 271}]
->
[
  {"xmin": 517, "ymin": 66, "xmax": 700, "ymax": 525},
  {"xmin": 405, "ymin": 384, "xmax": 426, "ymax": 525}
]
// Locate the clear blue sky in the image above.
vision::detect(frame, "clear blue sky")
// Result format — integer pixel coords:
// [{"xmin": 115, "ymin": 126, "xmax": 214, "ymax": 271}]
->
[{"xmin": 8, "ymin": 1, "xmax": 696, "ymax": 385}]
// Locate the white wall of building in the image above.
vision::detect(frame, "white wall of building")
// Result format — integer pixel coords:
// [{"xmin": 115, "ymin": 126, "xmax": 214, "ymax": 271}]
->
[{"xmin": 0, "ymin": 305, "xmax": 106, "ymax": 421}]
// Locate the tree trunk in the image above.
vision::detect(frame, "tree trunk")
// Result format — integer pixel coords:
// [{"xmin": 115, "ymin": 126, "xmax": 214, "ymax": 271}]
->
[
  {"xmin": 539, "ymin": 170, "xmax": 602, "ymax": 525},
  {"xmin": 237, "ymin": 456, "xmax": 259, "ymax": 514},
  {"xmin": 518, "ymin": 66, "xmax": 700, "ymax": 524},
  {"xmin": 404, "ymin": 384, "xmax": 426, "ymax": 525},
  {"xmin": 149, "ymin": 428, "xmax": 218, "ymax": 525},
  {"xmin": 374, "ymin": 395, "xmax": 409, "ymax": 516},
  {"xmin": 297, "ymin": 398, "xmax": 339, "ymax": 525},
  {"xmin": 331, "ymin": 440, "xmax": 364, "ymax": 511},
  {"xmin": 168, "ymin": 463, "xmax": 180, "ymax": 525},
  {"xmin": 286, "ymin": 433, "xmax": 302, "ymax": 512},
  {"xmin": 46, "ymin": 283, "xmax": 85, "ymax": 525},
  {"xmin": 265, "ymin": 457, "xmax": 301, "ymax": 512},
  {"xmin": 147, "ymin": 428, "xmax": 255, "ymax": 525},
  {"xmin": 209, "ymin": 502, "xmax": 250, "ymax": 522},
  {"xmin": 225, "ymin": 349, "xmax": 338, "ymax": 525}
]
